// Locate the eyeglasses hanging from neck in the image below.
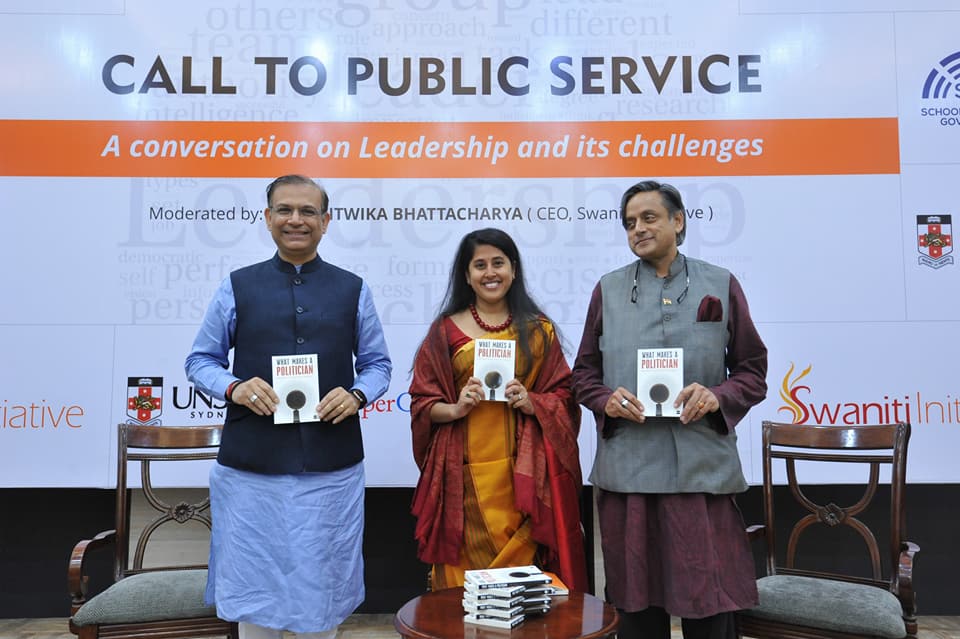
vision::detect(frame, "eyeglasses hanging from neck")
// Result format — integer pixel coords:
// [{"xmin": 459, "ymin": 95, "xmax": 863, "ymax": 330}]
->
[{"xmin": 631, "ymin": 255, "xmax": 689, "ymax": 305}]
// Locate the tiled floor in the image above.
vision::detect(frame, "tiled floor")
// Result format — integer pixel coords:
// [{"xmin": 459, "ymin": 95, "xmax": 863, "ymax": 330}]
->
[{"xmin": 2, "ymin": 616, "xmax": 959, "ymax": 639}]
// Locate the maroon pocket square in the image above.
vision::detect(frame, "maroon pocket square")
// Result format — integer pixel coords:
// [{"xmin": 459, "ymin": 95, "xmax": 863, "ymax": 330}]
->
[{"xmin": 696, "ymin": 295, "xmax": 723, "ymax": 322}]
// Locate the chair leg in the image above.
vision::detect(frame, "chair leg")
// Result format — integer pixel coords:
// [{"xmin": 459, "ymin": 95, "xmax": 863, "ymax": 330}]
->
[
  {"xmin": 76, "ymin": 626, "xmax": 100, "ymax": 639},
  {"xmin": 904, "ymin": 616, "xmax": 918, "ymax": 639}
]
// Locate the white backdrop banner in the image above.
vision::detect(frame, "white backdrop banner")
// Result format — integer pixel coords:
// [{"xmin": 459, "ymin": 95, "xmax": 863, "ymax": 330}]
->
[{"xmin": 1, "ymin": 0, "xmax": 957, "ymax": 487}]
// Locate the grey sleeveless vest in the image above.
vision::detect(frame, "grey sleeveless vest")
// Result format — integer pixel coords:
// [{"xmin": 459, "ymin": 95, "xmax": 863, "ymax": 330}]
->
[{"xmin": 590, "ymin": 254, "xmax": 747, "ymax": 494}]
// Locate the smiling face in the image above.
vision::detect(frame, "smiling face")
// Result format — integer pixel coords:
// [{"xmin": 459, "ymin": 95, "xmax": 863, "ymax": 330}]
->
[
  {"xmin": 623, "ymin": 190, "xmax": 684, "ymax": 275},
  {"xmin": 466, "ymin": 243, "xmax": 515, "ymax": 310},
  {"xmin": 263, "ymin": 182, "xmax": 330, "ymax": 265}
]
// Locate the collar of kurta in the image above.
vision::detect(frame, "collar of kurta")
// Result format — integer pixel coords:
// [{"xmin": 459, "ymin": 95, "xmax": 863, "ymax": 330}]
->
[{"xmin": 636, "ymin": 251, "xmax": 686, "ymax": 281}]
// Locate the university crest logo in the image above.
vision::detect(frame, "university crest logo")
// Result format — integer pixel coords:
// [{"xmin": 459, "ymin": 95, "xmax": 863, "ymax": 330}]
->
[
  {"xmin": 126, "ymin": 376, "xmax": 163, "ymax": 425},
  {"xmin": 917, "ymin": 214, "xmax": 953, "ymax": 269}
]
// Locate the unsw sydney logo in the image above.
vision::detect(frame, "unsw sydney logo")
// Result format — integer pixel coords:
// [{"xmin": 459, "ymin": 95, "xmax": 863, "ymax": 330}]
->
[
  {"xmin": 125, "ymin": 376, "xmax": 230, "ymax": 425},
  {"xmin": 778, "ymin": 363, "xmax": 956, "ymax": 426}
]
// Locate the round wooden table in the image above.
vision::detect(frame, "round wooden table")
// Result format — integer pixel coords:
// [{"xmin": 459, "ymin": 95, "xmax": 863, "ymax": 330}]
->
[{"xmin": 394, "ymin": 587, "xmax": 619, "ymax": 639}]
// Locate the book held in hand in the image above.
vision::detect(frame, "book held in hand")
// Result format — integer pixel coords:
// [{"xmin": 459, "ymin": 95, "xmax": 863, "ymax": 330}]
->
[
  {"xmin": 271, "ymin": 353, "xmax": 320, "ymax": 425},
  {"xmin": 473, "ymin": 339, "xmax": 515, "ymax": 402},
  {"xmin": 636, "ymin": 347, "xmax": 684, "ymax": 418}
]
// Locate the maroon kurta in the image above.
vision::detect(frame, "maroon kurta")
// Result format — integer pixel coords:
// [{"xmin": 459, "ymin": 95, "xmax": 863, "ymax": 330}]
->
[
  {"xmin": 573, "ymin": 274, "xmax": 766, "ymax": 617},
  {"xmin": 409, "ymin": 317, "xmax": 588, "ymax": 591}
]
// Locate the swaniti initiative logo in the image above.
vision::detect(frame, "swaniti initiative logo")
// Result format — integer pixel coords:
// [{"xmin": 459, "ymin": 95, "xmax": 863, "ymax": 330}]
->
[{"xmin": 778, "ymin": 363, "xmax": 958, "ymax": 426}]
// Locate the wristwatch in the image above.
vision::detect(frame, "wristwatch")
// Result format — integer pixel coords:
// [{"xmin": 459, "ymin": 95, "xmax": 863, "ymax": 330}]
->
[{"xmin": 350, "ymin": 388, "xmax": 367, "ymax": 407}]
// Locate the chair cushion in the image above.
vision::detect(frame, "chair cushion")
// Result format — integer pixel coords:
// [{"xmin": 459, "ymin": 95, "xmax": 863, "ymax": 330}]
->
[
  {"xmin": 71, "ymin": 569, "xmax": 218, "ymax": 626},
  {"xmin": 742, "ymin": 575, "xmax": 906, "ymax": 638}
]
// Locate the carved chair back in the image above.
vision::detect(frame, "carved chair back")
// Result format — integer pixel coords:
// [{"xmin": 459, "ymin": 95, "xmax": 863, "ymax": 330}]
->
[
  {"xmin": 114, "ymin": 423, "xmax": 221, "ymax": 581},
  {"xmin": 758, "ymin": 421, "xmax": 909, "ymax": 588}
]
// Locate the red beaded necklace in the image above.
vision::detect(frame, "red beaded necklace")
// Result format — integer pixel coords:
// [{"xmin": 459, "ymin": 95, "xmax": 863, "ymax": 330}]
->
[{"xmin": 469, "ymin": 303, "xmax": 513, "ymax": 333}]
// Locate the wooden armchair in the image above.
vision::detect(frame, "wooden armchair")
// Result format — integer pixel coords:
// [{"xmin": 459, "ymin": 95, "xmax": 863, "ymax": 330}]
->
[
  {"xmin": 738, "ymin": 421, "xmax": 918, "ymax": 639},
  {"xmin": 68, "ymin": 424, "xmax": 237, "ymax": 639}
]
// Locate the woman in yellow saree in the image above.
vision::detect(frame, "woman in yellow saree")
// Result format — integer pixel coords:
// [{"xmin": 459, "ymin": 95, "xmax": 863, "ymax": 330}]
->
[{"xmin": 410, "ymin": 228, "xmax": 588, "ymax": 591}]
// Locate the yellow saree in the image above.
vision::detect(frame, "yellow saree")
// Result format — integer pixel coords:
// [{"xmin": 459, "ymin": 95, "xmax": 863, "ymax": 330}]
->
[{"xmin": 430, "ymin": 324, "xmax": 549, "ymax": 589}]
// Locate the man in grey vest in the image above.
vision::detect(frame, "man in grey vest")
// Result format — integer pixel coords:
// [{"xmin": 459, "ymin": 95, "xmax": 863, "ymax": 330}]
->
[
  {"xmin": 572, "ymin": 180, "xmax": 767, "ymax": 639},
  {"xmin": 186, "ymin": 175, "xmax": 392, "ymax": 639}
]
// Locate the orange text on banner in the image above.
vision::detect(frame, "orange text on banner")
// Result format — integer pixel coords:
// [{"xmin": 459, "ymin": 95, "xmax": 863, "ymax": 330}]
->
[{"xmin": 0, "ymin": 118, "xmax": 899, "ymax": 178}]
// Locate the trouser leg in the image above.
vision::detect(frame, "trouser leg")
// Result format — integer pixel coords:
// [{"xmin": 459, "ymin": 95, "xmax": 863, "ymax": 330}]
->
[
  {"xmin": 616, "ymin": 606, "xmax": 672, "ymax": 639},
  {"xmin": 238, "ymin": 622, "xmax": 282, "ymax": 639},
  {"xmin": 680, "ymin": 611, "xmax": 737, "ymax": 639}
]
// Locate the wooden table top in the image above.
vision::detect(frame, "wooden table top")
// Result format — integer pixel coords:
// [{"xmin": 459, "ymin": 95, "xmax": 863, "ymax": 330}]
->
[{"xmin": 394, "ymin": 587, "xmax": 619, "ymax": 639}]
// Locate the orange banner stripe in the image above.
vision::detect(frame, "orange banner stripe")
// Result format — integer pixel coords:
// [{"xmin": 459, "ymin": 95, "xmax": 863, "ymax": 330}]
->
[{"xmin": 0, "ymin": 118, "xmax": 899, "ymax": 178}]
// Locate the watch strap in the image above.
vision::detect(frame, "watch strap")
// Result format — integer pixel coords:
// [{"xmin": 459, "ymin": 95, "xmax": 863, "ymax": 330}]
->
[{"xmin": 350, "ymin": 388, "xmax": 367, "ymax": 407}]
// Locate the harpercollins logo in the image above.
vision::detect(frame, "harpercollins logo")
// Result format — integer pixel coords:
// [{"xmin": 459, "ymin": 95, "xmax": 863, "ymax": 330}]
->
[{"xmin": 919, "ymin": 51, "xmax": 960, "ymax": 128}]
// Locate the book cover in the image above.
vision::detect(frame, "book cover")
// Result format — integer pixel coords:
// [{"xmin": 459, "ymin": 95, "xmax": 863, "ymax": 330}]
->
[
  {"xmin": 271, "ymin": 353, "xmax": 320, "ymax": 425},
  {"xmin": 525, "ymin": 585, "xmax": 561, "ymax": 597},
  {"xmin": 462, "ymin": 582, "xmax": 527, "ymax": 599},
  {"xmin": 519, "ymin": 595, "xmax": 552, "ymax": 608},
  {"xmin": 636, "ymin": 347, "xmax": 684, "ymax": 418},
  {"xmin": 464, "ymin": 565, "xmax": 551, "ymax": 589},
  {"xmin": 463, "ymin": 613, "xmax": 525, "ymax": 630},
  {"xmin": 473, "ymin": 339, "xmax": 515, "ymax": 402},
  {"xmin": 462, "ymin": 602, "xmax": 524, "ymax": 618},
  {"xmin": 462, "ymin": 592, "xmax": 526, "ymax": 608},
  {"xmin": 522, "ymin": 604, "xmax": 551, "ymax": 616},
  {"xmin": 540, "ymin": 571, "xmax": 570, "ymax": 596}
]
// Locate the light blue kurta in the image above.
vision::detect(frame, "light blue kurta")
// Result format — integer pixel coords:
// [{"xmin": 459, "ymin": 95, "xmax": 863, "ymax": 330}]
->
[{"xmin": 205, "ymin": 461, "xmax": 365, "ymax": 633}]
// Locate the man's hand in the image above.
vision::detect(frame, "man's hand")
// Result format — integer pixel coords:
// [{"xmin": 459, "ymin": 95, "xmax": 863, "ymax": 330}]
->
[
  {"xmin": 676, "ymin": 383, "xmax": 719, "ymax": 424},
  {"xmin": 605, "ymin": 386, "xmax": 645, "ymax": 423},
  {"xmin": 317, "ymin": 386, "xmax": 362, "ymax": 424},
  {"xmin": 233, "ymin": 377, "xmax": 278, "ymax": 416}
]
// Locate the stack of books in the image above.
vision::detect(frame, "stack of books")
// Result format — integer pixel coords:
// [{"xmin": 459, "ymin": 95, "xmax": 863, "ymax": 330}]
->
[{"xmin": 462, "ymin": 565, "xmax": 569, "ymax": 629}]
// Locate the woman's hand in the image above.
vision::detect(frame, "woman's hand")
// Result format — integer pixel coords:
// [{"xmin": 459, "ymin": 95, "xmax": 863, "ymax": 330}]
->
[
  {"xmin": 505, "ymin": 379, "xmax": 535, "ymax": 415},
  {"xmin": 454, "ymin": 377, "xmax": 485, "ymax": 418}
]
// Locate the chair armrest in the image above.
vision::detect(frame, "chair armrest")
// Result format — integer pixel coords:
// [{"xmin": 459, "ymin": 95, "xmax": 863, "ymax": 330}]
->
[
  {"xmin": 68, "ymin": 529, "xmax": 116, "ymax": 615},
  {"xmin": 746, "ymin": 524, "xmax": 766, "ymax": 542},
  {"xmin": 895, "ymin": 541, "xmax": 919, "ymax": 637},
  {"xmin": 894, "ymin": 541, "xmax": 919, "ymax": 614}
]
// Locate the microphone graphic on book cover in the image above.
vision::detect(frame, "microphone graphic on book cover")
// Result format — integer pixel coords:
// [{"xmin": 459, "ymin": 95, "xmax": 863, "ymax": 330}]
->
[
  {"xmin": 484, "ymin": 370, "xmax": 503, "ymax": 401},
  {"xmin": 286, "ymin": 390, "xmax": 306, "ymax": 423},
  {"xmin": 649, "ymin": 383, "xmax": 670, "ymax": 417}
]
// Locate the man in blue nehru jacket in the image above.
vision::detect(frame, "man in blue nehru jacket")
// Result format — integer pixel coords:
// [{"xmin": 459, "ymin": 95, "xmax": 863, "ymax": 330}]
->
[{"xmin": 186, "ymin": 174, "xmax": 392, "ymax": 639}]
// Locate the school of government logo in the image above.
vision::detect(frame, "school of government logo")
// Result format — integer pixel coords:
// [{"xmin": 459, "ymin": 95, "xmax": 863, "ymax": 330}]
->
[{"xmin": 920, "ymin": 50, "xmax": 960, "ymax": 128}]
